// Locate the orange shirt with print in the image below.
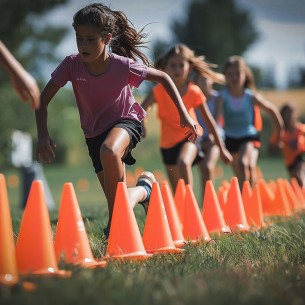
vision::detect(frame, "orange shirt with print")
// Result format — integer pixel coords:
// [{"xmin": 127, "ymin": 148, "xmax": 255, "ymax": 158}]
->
[
  {"xmin": 153, "ymin": 82, "xmax": 205, "ymax": 148},
  {"xmin": 282, "ymin": 123, "xmax": 305, "ymax": 166}
]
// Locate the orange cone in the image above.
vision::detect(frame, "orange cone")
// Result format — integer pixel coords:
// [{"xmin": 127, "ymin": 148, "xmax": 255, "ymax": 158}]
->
[
  {"xmin": 54, "ymin": 183, "xmax": 106, "ymax": 268},
  {"xmin": 183, "ymin": 185, "xmax": 211, "ymax": 243},
  {"xmin": 202, "ymin": 180, "xmax": 230, "ymax": 234},
  {"xmin": 283, "ymin": 180, "xmax": 301, "ymax": 211},
  {"xmin": 257, "ymin": 179, "xmax": 276, "ymax": 215},
  {"xmin": 242, "ymin": 181, "xmax": 254, "ymax": 226},
  {"xmin": 272, "ymin": 179, "xmax": 292, "ymax": 216},
  {"xmin": 15, "ymin": 181, "xmax": 70, "ymax": 277},
  {"xmin": 268, "ymin": 179, "xmax": 277, "ymax": 194},
  {"xmin": 143, "ymin": 183, "xmax": 183, "ymax": 254},
  {"xmin": 291, "ymin": 178, "xmax": 305, "ymax": 210},
  {"xmin": 174, "ymin": 179, "xmax": 186, "ymax": 228},
  {"xmin": 223, "ymin": 177, "xmax": 249, "ymax": 232},
  {"xmin": 105, "ymin": 182, "xmax": 150, "ymax": 260},
  {"xmin": 243, "ymin": 183, "xmax": 264, "ymax": 228},
  {"xmin": 161, "ymin": 181, "xmax": 185, "ymax": 248},
  {"xmin": 242, "ymin": 180, "xmax": 252, "ymax": 206},
  {"xmin": 0, "ymin": 174, "xmax": 19, "ymax": 286}
]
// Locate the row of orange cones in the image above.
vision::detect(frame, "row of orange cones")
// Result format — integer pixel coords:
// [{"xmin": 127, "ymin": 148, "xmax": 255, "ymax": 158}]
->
[{"xmin": 1, "ymin": 172, "xmax": 305, "ymax": 287}]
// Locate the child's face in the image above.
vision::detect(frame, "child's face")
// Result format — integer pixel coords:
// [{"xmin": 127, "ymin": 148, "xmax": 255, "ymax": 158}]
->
[
  {"xmin": 75, "ymin": 25, "xmax": 108, "ymax": 63},
  {"xmin": 225, "ymin": 64, "xmax": 246, "ymax": 89},
  {"xmin": 164, "ymin": 54, "xmax": 190, "ymax": 86}
]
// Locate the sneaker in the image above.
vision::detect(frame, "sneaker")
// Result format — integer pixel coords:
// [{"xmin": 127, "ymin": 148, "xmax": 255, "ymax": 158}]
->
[{"xmin": 136, "ymin": 171, "xmax": 156, "ymax": 215}]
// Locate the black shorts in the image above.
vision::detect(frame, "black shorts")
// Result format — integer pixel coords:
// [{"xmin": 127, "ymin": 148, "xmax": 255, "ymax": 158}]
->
[
  {"xmin": 287, "ymin": 154, "xmax": 304, "ymax": 172},
  {"xmin": 225, "ymin": 135, "xmax": 260, "ymax": 153},
  {"xmin": 85, "ymin": 119, "xmax": 142, "ymax": 173},
  {"xmin": 160, "ymin": 139, "xmax": 204, "ymax": 166}
]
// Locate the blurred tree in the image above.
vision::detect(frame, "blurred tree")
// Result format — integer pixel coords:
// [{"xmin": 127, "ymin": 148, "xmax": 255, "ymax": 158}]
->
[
  {"xmin": 0, "ymin": 0, "xmax": 69, "ymax": 81},
  {"xmin": 0, "ymin": 0, "xmax": 70, "ymax": 167},
  {"xmin": 153, "ymin": 0, "xmax": 259, "ymax": 68},
  {"xmin": 260, "ymin": 64, "xmax": 276, "ymax": 89},
  {"xmin": 287, "ymin": 65, "xmax": 305, "ymax": 88}
]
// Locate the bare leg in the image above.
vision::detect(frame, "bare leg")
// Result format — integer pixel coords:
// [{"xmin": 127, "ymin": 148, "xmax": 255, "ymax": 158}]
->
[
  {"xmin": 231, "ymin": 142, "xmax": 258, "ymax": 189},
  {"xmin": 165, "ymin": 165, "xmax": 181, "ymax": 193},
  {"xmin": 249, "ymin": 146, "xmax": 259, "ymax": 187},
  {"xmin": 198, "ymin": 141, "xmax": 220, "ymax": 199},
  {"xmin": 97, "ymin": 128, "xmax": 149, "ymax": 231},
  {"xmin": 176, "ymin": 141, "xmax": 198, "ymax": 187}
]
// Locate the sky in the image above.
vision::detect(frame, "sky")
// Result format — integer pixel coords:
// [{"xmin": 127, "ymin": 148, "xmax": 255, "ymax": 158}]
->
[{"xmin": 46, "ymin": 0, "xmax": 305, "ymax": 88}]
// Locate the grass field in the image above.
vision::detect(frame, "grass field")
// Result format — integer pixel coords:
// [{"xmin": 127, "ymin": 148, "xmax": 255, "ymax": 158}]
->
[{"xmin": 1, "ymin": 89, "xmax": 305, "ymax": 304}]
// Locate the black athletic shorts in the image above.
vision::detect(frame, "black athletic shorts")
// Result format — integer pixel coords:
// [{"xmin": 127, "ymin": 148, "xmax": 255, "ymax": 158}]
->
[
  {"xmin": 85, "ymin": 119, "xmax": 142, "ymax": 173},
  {"xmin": 225, "ymin": 134, "xmax": 260, "ymax": 153},
  {"xmin": 160, "ymin": 138, "xmax": 204, "ymax": 166}
]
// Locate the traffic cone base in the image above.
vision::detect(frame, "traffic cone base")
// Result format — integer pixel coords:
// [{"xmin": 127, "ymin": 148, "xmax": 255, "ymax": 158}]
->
[
  {"xmin": 104, "ymin": 251, "xmax": 152, "ymax": 261},
  {"xmin": 146, "ymin": 247, "xmax": 184, "ymax": 255},
  {"xmin": 80, "ymin": 259, "xmax": 107, "ymax": 268},
  {"xmin": 174, "ymin": 240, "xmax": 186, "ymax": 248},
  {"xmin": 32, "ymin": 268, "xmax": 71, "ymax": 278}
]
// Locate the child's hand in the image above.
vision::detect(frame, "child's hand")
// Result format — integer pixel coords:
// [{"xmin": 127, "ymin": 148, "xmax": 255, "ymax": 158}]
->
[
  {"xmin": 180, "ymin": 115, "xmax": 198, "ymax": 143},
  {"xmin": 220, "ymin": 148, "xmax": 233, "ymax": 164},
  {"xmin": 36, "ymin": 136, "xmax": 56, "ymax": 163}
]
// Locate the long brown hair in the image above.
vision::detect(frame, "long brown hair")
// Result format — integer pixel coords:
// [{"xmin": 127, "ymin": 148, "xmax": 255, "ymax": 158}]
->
[
  {"xmin": 223, "ymin": 55, "xmax": 256, "ymax": 90},
  {"xmin": 72, "ymin": 3, "xmax": 151, "ymax": 66},
  {"xmin": 155, "ymin": 44, "xmax": 224, "ymax": 84}
]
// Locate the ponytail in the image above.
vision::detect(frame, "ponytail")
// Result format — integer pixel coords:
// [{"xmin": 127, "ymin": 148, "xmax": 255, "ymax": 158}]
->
[{"xmin": 73, "ymin": 3, "xmax": 151, "ymax": 66}]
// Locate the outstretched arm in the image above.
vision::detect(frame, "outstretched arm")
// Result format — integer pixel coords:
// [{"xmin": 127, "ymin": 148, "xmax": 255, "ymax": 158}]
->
[
  {"xmin": 35, "ymin": 80, "xmax": 60, "ymax": 163},
  {"xmin": 197, "ymin": 102, "xmax": 232, "ymax": 164},
  {"xmin": 145, "ymin": 67, "xmax": 198, "ymax": 142},
  {"xmin": 253, "ymin": 93, "xmax": 284, "ymax": 145},
  {"xmin": 0, "ymin": 40, "xmax": 40, "ymax": 109}
]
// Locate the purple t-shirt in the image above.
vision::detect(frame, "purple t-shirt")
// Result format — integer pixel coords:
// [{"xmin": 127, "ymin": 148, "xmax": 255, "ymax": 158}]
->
[{"xmin": 51, "ymin": 52, "xmax": 148, "ymax": 138}]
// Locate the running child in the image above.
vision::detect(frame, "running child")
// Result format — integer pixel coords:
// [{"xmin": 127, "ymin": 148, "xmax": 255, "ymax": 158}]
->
[
  {"xmin": 278, "ymin": 103, "xmax": 305, "ymax": 187},
  {"xmin": 35, "ymin": 4, "xmax": 198, "ymax": 238},
  {"xmin": 141, "ymin": 44, "xmax": 232, "ymax": 192},
  {"xmin": 217, "ymin": 55, "xmax": 284, "ymax": 188}
]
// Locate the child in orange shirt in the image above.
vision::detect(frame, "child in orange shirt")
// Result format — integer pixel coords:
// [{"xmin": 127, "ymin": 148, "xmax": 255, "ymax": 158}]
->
[
  {"xmin": 279, "ymin": 103, "xmax": 305, "ymax": 187},
  {"xmin": 141, "ymin": 44, "xmax": 232, "ymax": 192}
]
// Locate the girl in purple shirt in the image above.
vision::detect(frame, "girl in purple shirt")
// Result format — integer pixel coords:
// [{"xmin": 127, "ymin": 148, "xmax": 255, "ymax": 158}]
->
[{"xmin": 35, "ymin": 3, "xmax": 198, "ymax": 238}]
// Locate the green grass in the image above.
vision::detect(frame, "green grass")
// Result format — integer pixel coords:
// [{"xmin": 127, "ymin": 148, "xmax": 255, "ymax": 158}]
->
[
  {"xmin": 1, "ymin": 215, "xmax": 305, "ymax": 305},
  {"xmin": 2, "ymin": 157, "xmax": 304, "ymax": 305}
]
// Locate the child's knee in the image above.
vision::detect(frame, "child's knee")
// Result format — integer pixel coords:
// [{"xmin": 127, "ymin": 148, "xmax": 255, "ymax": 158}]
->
[{"xmin": 100, "ymin": 143, "xmax": 119, "ymax": 162}]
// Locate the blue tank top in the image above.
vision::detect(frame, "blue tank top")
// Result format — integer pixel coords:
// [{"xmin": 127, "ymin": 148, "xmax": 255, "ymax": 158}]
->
[
  {"xmin": 221, "ymin": 88, "xmax": 258, "ymax": 138},
  {"xmin": 195, "ymin": 91, "xmax": 224, "ymax": 140}
]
